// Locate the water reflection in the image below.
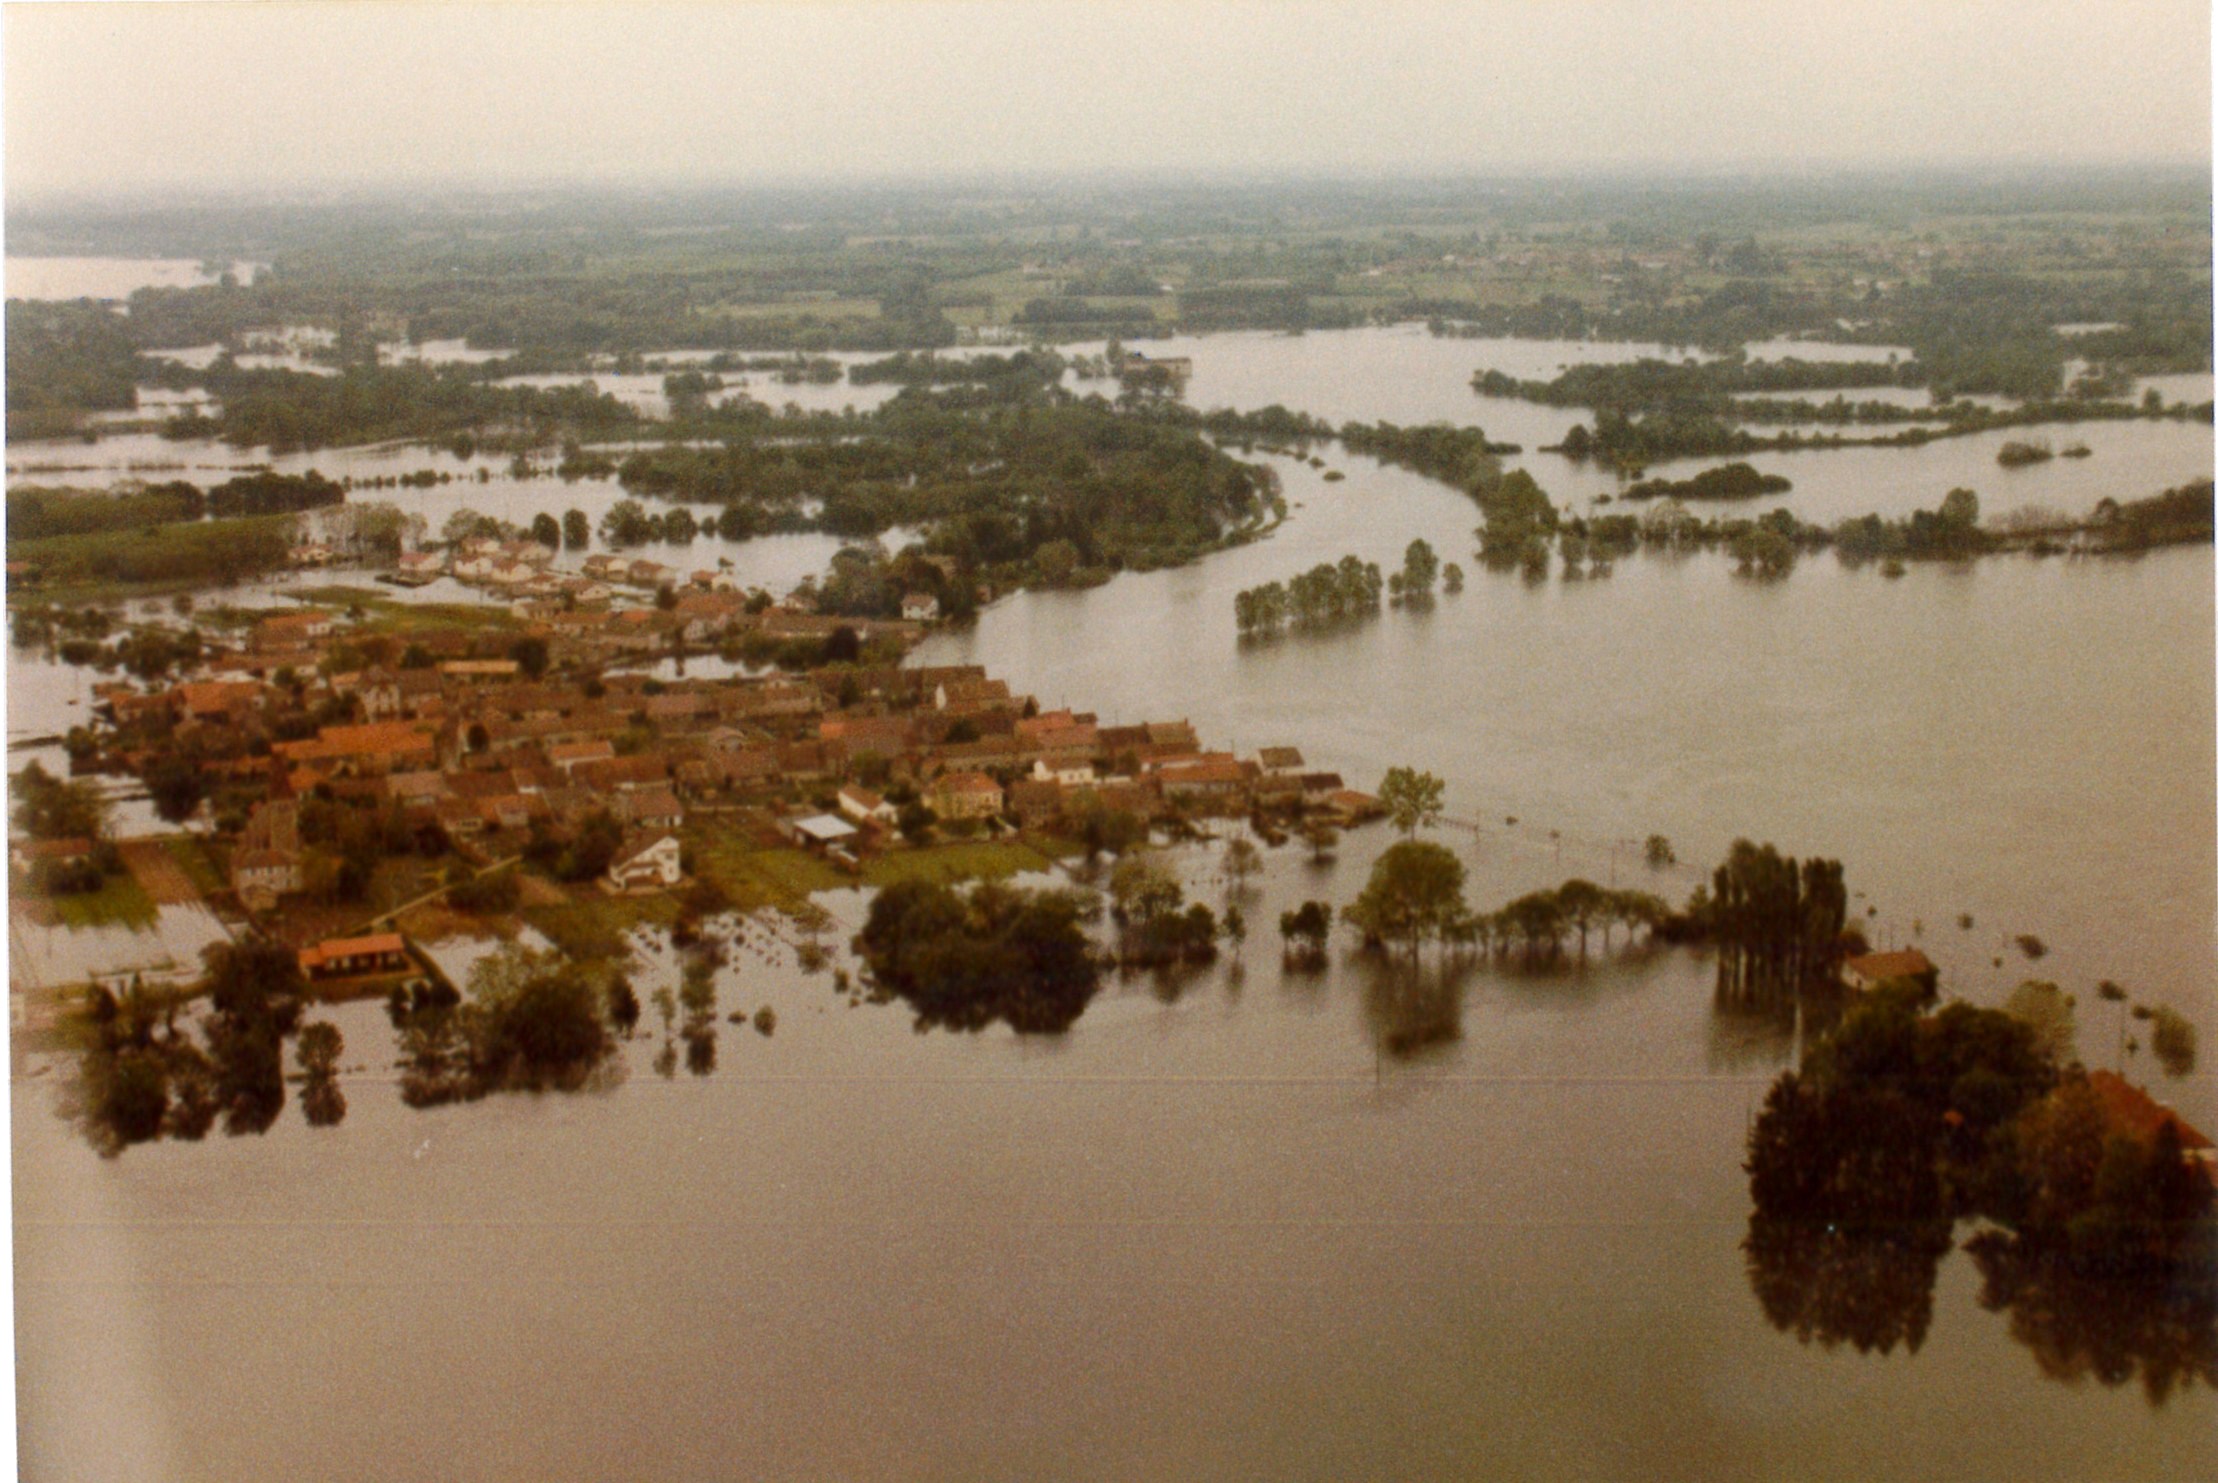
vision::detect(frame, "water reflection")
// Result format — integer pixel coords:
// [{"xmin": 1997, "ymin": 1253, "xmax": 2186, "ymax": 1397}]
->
[
  {"xmin": 1744, "ymin": 1212, "xmax": 1953, "ymax": 1356},
  {"xmin": 1968, "ymin": 1228, "xmax": 2218, "ymax": 1404},
  {"xmin": 1353, "ymin": 953, "xmax": 1475, "ymax": 1061}
]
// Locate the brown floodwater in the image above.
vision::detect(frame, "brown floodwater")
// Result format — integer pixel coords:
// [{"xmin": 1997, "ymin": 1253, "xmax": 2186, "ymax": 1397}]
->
[{"xmin": 11, "ymin": 329, "xmax": 2216, "ymax": 1480}]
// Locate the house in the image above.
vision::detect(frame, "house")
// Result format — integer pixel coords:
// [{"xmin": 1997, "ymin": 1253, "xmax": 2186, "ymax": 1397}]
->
[
  {"xmin": 2085, "ymin": 1070, "xmax": 2218, "ymax": 1187},
  {"xmin": 1155, "ymin": 756, "xmax": 1248, "ymax": 801},
  {"xmin": 273, "ymin": 721, "xmax": 440, "ymax": 778},
  {"xmin": 440, "ymin": 659, "xmax": 521, "ymax": 684},
  {"xmin": 901, "ymin": 592, "xmax": 941, "ymax": 622},
  {"xmin": 616, "ymin": 787, "xmax": 685, "ymax": 831},
  {"xmin": 173, "ymin": 679, "xmax": 266, "ymax": 725},
  {"xmin": 1840, "ymin": 948, "xmax": 1938, "ymax": 995},
  {"xmin": 927, "ymin": 770, "xmax": 1004, "ymax": 821},
  {"xmin": 1257, "ymin": 746, "xmax": 1306, "ymax": 777},
  {"xmin": 1324, "ymin": 789, "xmax": 1386, "ymax": 824},
  {"xmin": 547, "ymin": 739, "xmax": 617, "ymax": 776},
  {"xmin": 1031, "ymin": 757, "xmax": 1096, "ymax": 787},
  {"xmin": 299, "ymin": 932, "xmax": 412, "ymax": 980},
  {"xmin": 231, "ymin": 800, "xmax": 302, "ymax": 902},
  {"xmin": 582, "ymin": 553, "xmax": 630, "ymax": 581},
  {"xmin": 606, "ymin": 832, "xmax": 683, "ymax": 893},
  {"xmin": 358, "ymin": 668, "xmax": 442, "ymax": 721},
  {"xmin": 934, "ymin": 677, "xmax": 1012, "ymax": 713},
  {"xmin": 627, "ymin": 559, "xmax": 670, "ymax": 587},
  {"xmin": 838, "ymin": 784, "xmax": 897, "ymax": 827},
  {"xmin": 253, "ymin": 610, "xmax": 335, "ymax": 651}
]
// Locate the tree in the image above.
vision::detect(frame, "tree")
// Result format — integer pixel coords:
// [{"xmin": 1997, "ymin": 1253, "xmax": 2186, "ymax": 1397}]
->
[
  {"xmin": 1400, "ymin": 538, "xmax": 1439, "ymax": 597},
  {"xmin": 1344, "ymin": 840, "xmax": 1467, "ymax": 960},
  {"xmin": 1731, "ymin": 526, "xmax": 1797, "ymax": 580},
  {"xmin": 1939, "ymin": 487, "xmax": 1980, "ymax": 530},
  {"xmin": 607, "ymin": 976, "xmax": 641, "ymax": 1036},
  {"xmin": 1033, "ymin": 539, "xmax": 1080, "ymax": 586},
  {"xmin": 1644, "ymin": 834, "xmax": 1676, "ymax": 868},
  {"xmin": 1279, "ymin": 900, "xmax": 1333, "ymax": 966},
  {"xmin": 855, "ymin": 879, "xmax": 1101, "ymax": 1034},
  {"xmin": 297, "ymin": 1020, "xmax": 347, "ymax": 1127},
  {"xmin": 508, "ymin": 635, "xmax": 550, "ymax": 680},
  {"xmin": 1555, "ymin": 878, "xmax": 1609, "ymax": 959},
  {"xmin": 562, "ymin": 508, "xmax": 591, "ymax": 550},
  {"xmin": 1108, "ymin": 853, "xmax": 1183, "ymax": 926},
  {"xmin": 1222, "ymin": 836, "xmax": 1262, "ymax": 898},
  {"xmin": 2149, "ymin": 1007, "xmax": 2197, "ymax": 1077},
  {"xmin": 529, "ymin": 512, "xmax": 560, "ymax": 549},
  {"xmin": 2005, "ymin": 980, "xmax": 2078, "ymax": 1066},
  {"xmin": 10, "ymin": 759, "xmax": 109, "ymax": 841},
  {"xmin": 1377, "ymin": 766, "xmax": 1445, "ymax": 837},
  {"xmin": 145, "ymin": 754, "xmax": 207, "ymax": 825},
  {"xmin": 1302, "ymin": 820, "xmax": 1339, "ymax": 863}
]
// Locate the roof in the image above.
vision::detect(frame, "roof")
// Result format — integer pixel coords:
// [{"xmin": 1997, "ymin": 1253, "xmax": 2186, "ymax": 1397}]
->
[
  {"xmin": 611, "ymin": 831, "xmax": 680, "ymax": 868},
  {"xmin": 838, "ymin": 785, "xmax": 888, "ymax": 810},
  {"xmin": 1843, "ymin": 949, "xmax": 1936, "ymax": 982},
  {"xmin": 1258, "ymin": 746, "xmax": 1306, "ymax": 769},
  {"xmin": 300, "ymin": 932, "xmax": 407, "ymax": 969},
  {"xmin": 931, "ymin": 770, "xmax": 1002, "ymax": 795},
  {"xmin": 791, "ymin": 814, "xmax": 859, "ymax": 842},
  {"xmin": 2086, "ymin": 1071, "xmax": 2214, "ymax": 1154},
  {"xmin": 1157, "ymin": 759, "xmax": 1246, "ymax": 786},
  {"xmin": 274, "ymin": 721, "xmax": 438, "ymax": 761}
]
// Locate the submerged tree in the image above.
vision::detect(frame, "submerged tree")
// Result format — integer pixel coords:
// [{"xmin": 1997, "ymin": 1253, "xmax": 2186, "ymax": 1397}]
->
[
  {"xmin": 1344, "ymin": 841, "xmax": 1467, "ymax": 960},
  {"xmin": 1710, "ymin": 840, "xmax": 1847, "ymax": 1001}
]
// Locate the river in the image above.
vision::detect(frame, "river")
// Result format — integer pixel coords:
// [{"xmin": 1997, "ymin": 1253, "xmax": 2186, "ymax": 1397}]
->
[{"xmin": 9, "ymin": 324, "xmax": 2216, "ymax": 1480}]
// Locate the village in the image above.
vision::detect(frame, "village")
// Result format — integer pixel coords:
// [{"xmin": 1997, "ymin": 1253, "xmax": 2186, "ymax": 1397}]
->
[{"xmin": 10, "ymin": 558, "xmax": 1386, "ymax": 1005}]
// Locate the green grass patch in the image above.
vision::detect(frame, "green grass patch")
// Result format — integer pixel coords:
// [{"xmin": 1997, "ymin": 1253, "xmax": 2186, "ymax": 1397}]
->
[
  {"xmin": 289, "ymin": 584, "xmax": 391, "ymax": 607},
  {"xmin": 524, "ymin": 890, "xmax": 682, "ymax": 961},
  {"xmin": 861, "ymin": 838, "xmax": 1058, "ymax": 889},
  {"xmin": 7, "ymin": 513, "xmax": 297, "ymax": 602},
  {"xmin": 358, "ymin": 599, "xmax": 519, "ymax": 633},
  {"xmin": 50, "ymin": 872, "xmax": 159, "ymax": 931}
]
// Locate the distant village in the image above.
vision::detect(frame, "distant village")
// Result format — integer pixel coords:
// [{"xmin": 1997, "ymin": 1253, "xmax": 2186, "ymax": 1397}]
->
[{"xmin": 24, "ymin": 556, "xmax": 1384, "ymax": 991}]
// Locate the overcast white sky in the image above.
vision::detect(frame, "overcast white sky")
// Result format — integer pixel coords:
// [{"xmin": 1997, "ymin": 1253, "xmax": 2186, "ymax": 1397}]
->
[{"xmin": 3, "ymin": 1, "xmax": 2211, "ymax": 198}]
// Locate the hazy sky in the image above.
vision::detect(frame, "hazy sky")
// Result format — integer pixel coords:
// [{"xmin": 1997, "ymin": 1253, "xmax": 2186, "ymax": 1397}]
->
[{"xmin": 3, "ymin": 1, "xmax": 2211, "ymax": 198}]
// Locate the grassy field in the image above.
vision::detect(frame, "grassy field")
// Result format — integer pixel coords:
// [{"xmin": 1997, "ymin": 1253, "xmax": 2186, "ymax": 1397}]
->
[
  {"xmin": 6, "ymin": 513, "xmax": 297, "ymax": 604},
  {"xmin": 524, "ymin": 888, "xmax": 682, "ymax": 961},
  {"xmin": 683, "ymin": 826, "xmax": 846, "ymax": 910},
  {"xmin": 860, "ymin": 838, "xmax": 1060, "ymax": 888},
  {"xmin": 49, "ymin": 871, "xmax": 159, "ymax": 930}
]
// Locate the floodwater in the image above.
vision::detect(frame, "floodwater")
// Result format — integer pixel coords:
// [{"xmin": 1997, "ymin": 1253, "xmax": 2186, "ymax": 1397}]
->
[
  {"xmin": 5, "ymin": 257, "xmax": 265, "ymax": 302},
  {"xmin": 10, "ymin": 324, "xmax": 2217, "ymax": 1480}
]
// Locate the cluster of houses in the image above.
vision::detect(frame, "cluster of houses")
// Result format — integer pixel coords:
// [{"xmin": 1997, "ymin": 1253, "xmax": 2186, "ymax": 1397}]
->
[{"xmin": 78, "ymin": 599, "xmax": 1379, "ymax": 970}]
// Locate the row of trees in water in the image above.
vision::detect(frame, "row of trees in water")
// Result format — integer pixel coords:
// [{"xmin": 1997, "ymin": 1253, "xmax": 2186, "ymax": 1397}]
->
[{"xmin": 1232, "ymin": 540, "xmax": 1462, "ymax": 638}]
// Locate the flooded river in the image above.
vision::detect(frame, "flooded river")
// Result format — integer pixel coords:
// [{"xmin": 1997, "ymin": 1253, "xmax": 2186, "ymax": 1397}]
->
[{"xmin": 10, "ymin": 324, "xmax": 2216, "ymax": 1480}]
